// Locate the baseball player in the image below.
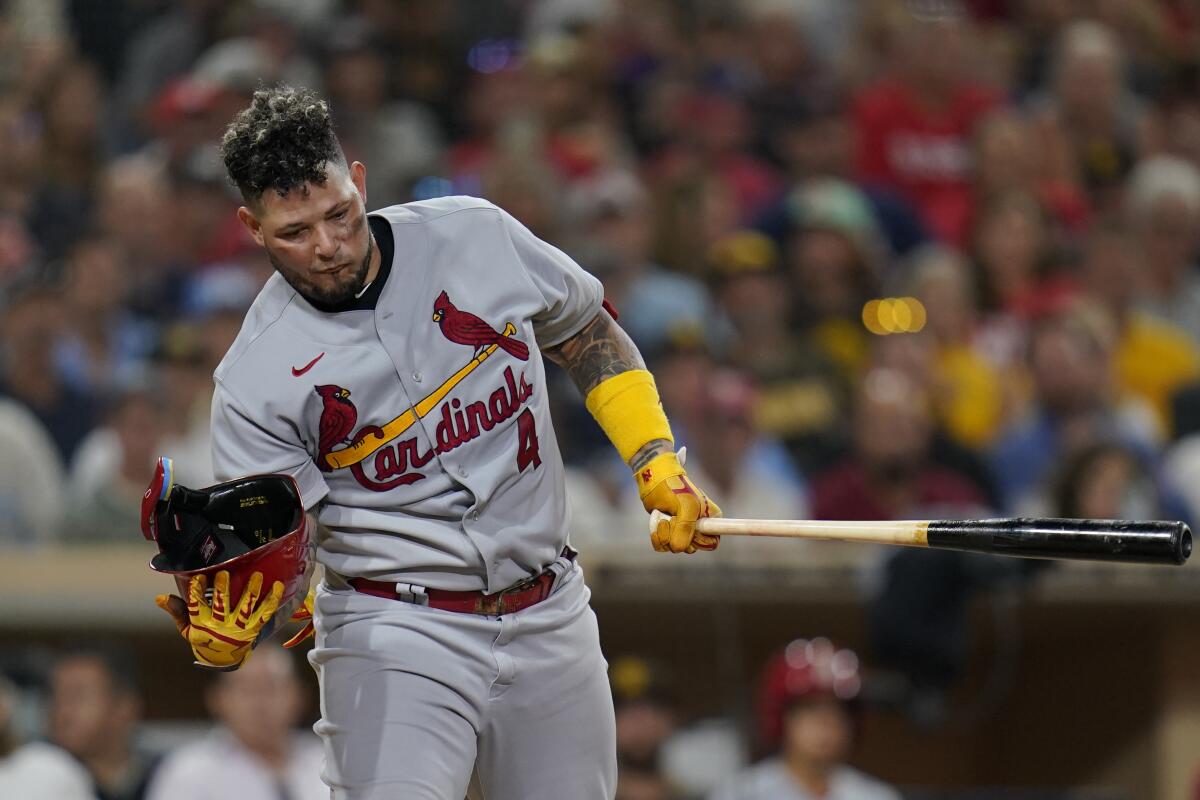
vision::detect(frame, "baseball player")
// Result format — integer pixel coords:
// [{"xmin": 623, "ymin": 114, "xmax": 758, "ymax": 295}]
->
[{"xmin": 152, "ymin": 85, "xmax": 722, "ymax": 800}]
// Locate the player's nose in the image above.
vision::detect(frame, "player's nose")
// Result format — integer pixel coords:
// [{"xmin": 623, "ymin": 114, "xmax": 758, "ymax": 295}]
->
[{"xmin": 312, "ymin": 224, "xmax": 338, "ymax": 261}]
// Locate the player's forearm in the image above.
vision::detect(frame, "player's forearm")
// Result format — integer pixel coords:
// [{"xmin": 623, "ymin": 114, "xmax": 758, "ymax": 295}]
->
[
  {"xmin": 543, "ymin": 311, "xmax": 644, "ymax": 395},
  {"xmin": 545, "ymin": 311, "xmax": 674, "ymax": 469}
]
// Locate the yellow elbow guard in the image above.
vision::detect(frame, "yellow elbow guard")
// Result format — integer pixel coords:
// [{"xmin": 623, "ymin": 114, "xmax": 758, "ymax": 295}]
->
[{"xmin": 584, "ymin": 369, "xmax": 673, "ymax": 463}]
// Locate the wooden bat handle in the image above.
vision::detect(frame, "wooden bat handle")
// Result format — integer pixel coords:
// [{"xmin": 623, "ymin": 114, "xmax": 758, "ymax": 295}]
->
[{"xmin": 648, "ymin": 512, "xmax": 928, "ymax": 546}]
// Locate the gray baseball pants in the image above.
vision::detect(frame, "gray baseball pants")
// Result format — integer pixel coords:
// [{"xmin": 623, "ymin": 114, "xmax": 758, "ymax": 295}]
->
[{"xmin": 309, "ymin": 558, "xmax": 617, "ymax": 799}]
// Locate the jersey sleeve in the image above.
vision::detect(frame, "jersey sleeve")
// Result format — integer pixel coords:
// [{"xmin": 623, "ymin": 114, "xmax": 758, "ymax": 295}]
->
[
  {"xmin": 211, "ymin": 381, "xmax": 330, "ymax": 511},
  {"xmin": 500, "ymin": 208, "xmax": 604, "ymax": 348}
]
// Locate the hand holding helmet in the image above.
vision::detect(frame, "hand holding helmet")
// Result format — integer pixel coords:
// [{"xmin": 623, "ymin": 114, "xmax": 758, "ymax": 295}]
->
[{"xmin": 142, "ymin": 457, "xmax": 313, "ymax": 670}]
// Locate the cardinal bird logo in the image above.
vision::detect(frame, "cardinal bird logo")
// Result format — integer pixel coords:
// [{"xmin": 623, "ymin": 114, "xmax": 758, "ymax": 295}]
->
[
  {"xmin": 432, "ymin": 291, "xmax": 529, "ymax": 361},
  {"xmin": 315, "ymin": 384, "xmax": 358, "ymax": 472}
]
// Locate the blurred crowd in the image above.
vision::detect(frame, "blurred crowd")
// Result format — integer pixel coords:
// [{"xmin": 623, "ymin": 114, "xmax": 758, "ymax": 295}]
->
[
  {"xmin": 2, "ymin": 0, "xmax": 1200, "ymax": 550},
  {"xmin": 1, "ymin": 638, "xmax": 896, "ymax": 800},
  {"xmin": 1, "ymin": 643, "xmax": 325, "ymax": 800},
  {"xmin": 2, "ymin": 0, "xmax": 1200, "ymax": 797}
]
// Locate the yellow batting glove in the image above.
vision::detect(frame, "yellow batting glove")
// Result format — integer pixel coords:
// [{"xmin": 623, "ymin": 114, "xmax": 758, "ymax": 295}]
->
[
  {"xmin": 635, "ymin": 451, "xmax": 722, "ymax": 554},
  {"xmin": 282, "ymin": 588, "xmax": 316, "ymax": 649},
  {"xmin": 155, "ymin": 570, "xmax": 283, "ymax": 671}
]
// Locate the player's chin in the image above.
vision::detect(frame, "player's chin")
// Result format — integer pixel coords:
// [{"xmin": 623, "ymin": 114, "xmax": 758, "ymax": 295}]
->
[{"xmin": 302, "ymin": 270, "xmax": 362, "ymax": 305}]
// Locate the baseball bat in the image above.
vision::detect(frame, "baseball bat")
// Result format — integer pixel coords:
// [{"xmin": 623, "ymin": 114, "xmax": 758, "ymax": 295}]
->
[{"xmin": 647, "ymin": 513, "xmax": 1192, "ymax": 565}]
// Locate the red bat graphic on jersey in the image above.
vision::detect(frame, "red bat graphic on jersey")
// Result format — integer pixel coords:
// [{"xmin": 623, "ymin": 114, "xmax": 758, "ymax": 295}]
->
[
  {"xmin": 432, "ymin": 291, "xmax": 529, "ymax": 360},
  {"xmin": 315, "ymin": 384, "xmax": 357, "ymax": 471}
]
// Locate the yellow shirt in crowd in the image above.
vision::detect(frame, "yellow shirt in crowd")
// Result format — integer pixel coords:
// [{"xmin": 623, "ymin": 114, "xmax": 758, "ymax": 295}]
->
[{"xmin": 1113, "ymin": 313, "xmax": 1200, "ymax": 438}]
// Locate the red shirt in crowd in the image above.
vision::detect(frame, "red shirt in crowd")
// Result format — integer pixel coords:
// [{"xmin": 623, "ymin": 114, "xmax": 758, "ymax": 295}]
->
[
  {"xmin": 853, "ymin": 79, "xmax": 1003, "ymax": 244},
  {"xmin": 811, "ymin": 459, "xmax": 986, "ymax": 522}
]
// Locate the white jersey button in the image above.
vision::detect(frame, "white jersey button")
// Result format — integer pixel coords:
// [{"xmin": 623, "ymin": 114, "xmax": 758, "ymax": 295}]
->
[
  {"xmin": 459, "ymin": 467, "xmax": 469, "ymax": 478},
  {"xmin": 413, "ymin": 372, "xmax": 422, "ymax": 382}
]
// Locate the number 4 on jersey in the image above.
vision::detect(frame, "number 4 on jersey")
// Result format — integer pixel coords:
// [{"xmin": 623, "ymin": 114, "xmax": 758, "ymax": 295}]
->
[{"xmin": 516, "ymin": 408, "xmax": 542, "ymax": 471}]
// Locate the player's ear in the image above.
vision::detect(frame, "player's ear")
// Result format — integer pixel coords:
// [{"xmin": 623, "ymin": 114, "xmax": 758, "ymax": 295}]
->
[
  {"xmin": 237, "ymin": 206, "xmax": 265, "ymax": 247},
  {"xmin": 350, "ymin": 161, "xmax": 367, "ymax": 206}
]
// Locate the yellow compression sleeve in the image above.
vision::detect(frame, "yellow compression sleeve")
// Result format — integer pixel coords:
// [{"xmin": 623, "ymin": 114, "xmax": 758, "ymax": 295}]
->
[{"xmin": 584, "ymin": 369, "xmax": 674, "ymax": 464}]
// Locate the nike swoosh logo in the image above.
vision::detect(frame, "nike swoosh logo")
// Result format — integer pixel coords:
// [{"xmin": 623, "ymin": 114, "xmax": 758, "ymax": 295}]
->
[{"xmin": 291, "ymin": 353, "xmax": 325, "ymax": 377}]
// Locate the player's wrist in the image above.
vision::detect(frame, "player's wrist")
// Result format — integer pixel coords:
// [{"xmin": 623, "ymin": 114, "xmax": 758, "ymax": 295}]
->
[{"xmin": 634, "ymin": 451, "xmax": 686, "ymax": 498}]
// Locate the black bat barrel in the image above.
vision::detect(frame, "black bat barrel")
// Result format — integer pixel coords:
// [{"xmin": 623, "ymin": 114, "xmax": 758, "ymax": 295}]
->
[{"xmin": 926, "ymin": 518, "xmax": 1193, "ymax": 566}]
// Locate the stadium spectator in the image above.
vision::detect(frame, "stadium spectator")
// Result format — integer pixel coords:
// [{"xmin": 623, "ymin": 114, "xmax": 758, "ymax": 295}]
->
[
  {"xmin": 852, "ymin": 7, "xmax": 1003, "ymax": 243},
  {"xmin": 709, "ymin": 229, "xmax": 849, "ymax": 471},
  {"xmin": 785, "ymin": 179, "xmax": 884, "ymax": 381},
  {"xmin": 972, "ymin": 109, "xmax": 1091, "ymax": 233},
  {"xmin": 610, "ymin": 656, "xmax": 679, "ymax": 779},
  {"xmin": 968, "ymin": 191, "xmax": 1074, "ymax": 388},
  {"xmin": 1126, "ymin": 155, "xmax": 1200, "ymax": 341},
  {"xmin": 1078, "ymin": 225, "xmax": 1200, "ymax": 435},
  {"xmin": 905, "ymin": 245, "xmax": 1006, "ymax": 450},
  {"xmin": 26, "ymin": 57, "xmax": 106, "ymax": 263},
  {"xmin": 812, "ymin": 367, "xmax": 987, "ymax": 522},
  {"xmin": 867, "ymin": 328, "xmax": 1002, "ymax": 510},
  {"xmin": 0, "ymin": 283, "xmax": 98, "ymax": 462},
  {"xmin": 1028, "ymin": 20, "xmax": 1147, "ymax": 215},
  {"xmin": 111, "ymin": 0, "xmax": 234, "ymax": 148},
  {"xmin": 0, "ymin": 672, "xmax": 94, "ymax": 800},
  {"xmin": 54, "ymin": 234, "xmax": 157, "ymax": 399},
  {"xmin": 1050, "ymin": 441, "xmax": 1180, "ymax": 523},
  {"xmin": 64, "ymin": 386, "xmax": 168, "ymax": 542},
  {"xmin": 145, "ymin": 646, "xmax": 324, "ymax": 800},
  {"xmin": 153, "ymin": 323, "xmax": 217, "ymax": 488},
  {"xmin": 989, "ymin": 305, "xmax": 1159, "ymax": 512},
  {"xmin": 0, "ymin": 395, "xmax": 64, "ymax": 544},
  {"xmin": 93, "ymin": 155, "xmax": 179, "ymax": 320},
  {"xmin": 708, "ymin": 638, "xmax": 899, "ymax": 800},
  {"xmin": 323, "ymin": 18, "xmax": 443, "ymax": 209},
  {"xmin": 0, "ymin": 97, "xmax": 43, "ymax": 222},
  {"xmin": 48, "ymin": 644, "xmax": 160, "ymax": 800}
]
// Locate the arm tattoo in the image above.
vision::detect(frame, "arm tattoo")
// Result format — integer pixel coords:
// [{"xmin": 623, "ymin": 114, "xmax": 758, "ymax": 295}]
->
[
  {"xmin": 543, "ymin": 311, "xmax": 645, "ymax": 396},
  {"xmin": 545, "ymin": 312, "xmax": 674, "ymax": 469},
  {"xmin": 629, "ymin": 439, "xmax": 673, "ymax": 471}
]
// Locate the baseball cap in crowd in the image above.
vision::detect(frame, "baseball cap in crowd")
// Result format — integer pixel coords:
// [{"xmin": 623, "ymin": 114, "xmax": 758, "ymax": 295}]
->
[
  {"xmin": 707, "ymin": 230, "xmax": 780, "ymax": 279},
  {"xmin": 191, "ymin": 39, "xmax": 276, "ymax": 94},
  {"xmin": 786, "ymin": 179, "xmax": 888, "ymax": 269},
  {"xmin": 788, "ymin": 180, "xmax": 878, "ymax": 241},
  {"xmin": 151, "ymin": 77, "xmax": 224, "ymax": 131},
  {"xmin": 609, "ymin": 655, "xmax": 676, "ymax": 709}
]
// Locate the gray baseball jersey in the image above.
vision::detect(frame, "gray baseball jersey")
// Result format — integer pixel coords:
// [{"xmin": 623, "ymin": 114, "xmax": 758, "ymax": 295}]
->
[{"xmin": 210, "ymin": 196, "xmax": 603, "ymax": 593}]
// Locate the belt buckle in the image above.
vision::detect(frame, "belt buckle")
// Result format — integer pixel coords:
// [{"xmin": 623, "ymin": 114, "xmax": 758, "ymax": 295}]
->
[
  {"xmin": 474, "ymin": 595, "xmax": 504, "ymax": 615},
  {"xmin": 478, "ymin": 571, "xmax": 546, "ymax": 616}
]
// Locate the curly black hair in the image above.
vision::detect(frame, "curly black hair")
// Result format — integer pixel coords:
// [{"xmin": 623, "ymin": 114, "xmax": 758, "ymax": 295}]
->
[{"xmin": 220, "ymin": 85, "xmax": 345, "ymax": 204}]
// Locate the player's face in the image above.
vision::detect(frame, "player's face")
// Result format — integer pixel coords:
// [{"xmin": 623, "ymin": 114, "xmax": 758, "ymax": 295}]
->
[{"xmin": 238, "ymin": 160, "xmax": 375, "ymax": 306}]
